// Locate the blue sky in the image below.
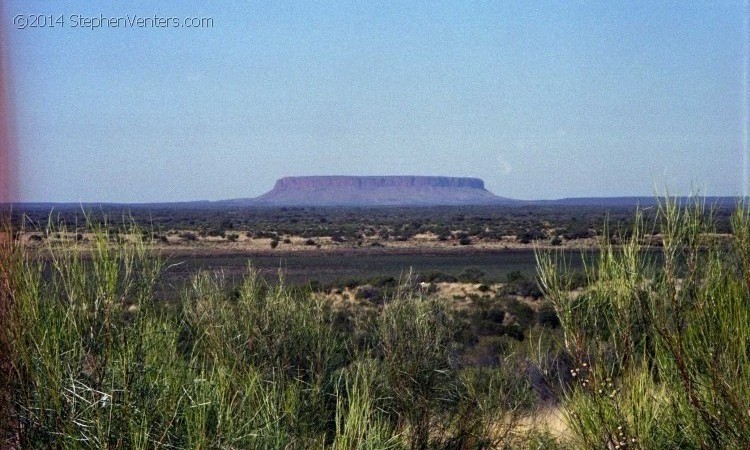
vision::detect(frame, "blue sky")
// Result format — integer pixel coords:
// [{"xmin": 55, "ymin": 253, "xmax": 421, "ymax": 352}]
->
[{"xmin": 4, "ymin": 1, "xmax": 747, "ymax": 202}]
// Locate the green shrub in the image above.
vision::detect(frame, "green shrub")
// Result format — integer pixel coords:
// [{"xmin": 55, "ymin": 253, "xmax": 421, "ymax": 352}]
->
[
  {"xmin": 503, "ymin": 270, "xmax": 544, "ymax": 299},
  {"xmin": 458, "ymin": 267, "xmax": 485, "ymax": 283},
  {"xmin": 537, "ymin": 198, "xmax": 750, "ymax": 449},
  {"xmin": 354, "ymin": 285, "xmax": 384, "ymax": 304},
  {"xmin": 503, "ymin": 297, "xmax": 535, "ymax": 330},
  {"xmin": 2, "ymin": 215, "xmax": 551, "ymax": 448},
  {"xmin": 179, "ymin": 231, "xmax": 197, "ymax": 241},
  {"xmin": 537, "ymin": 303, "xmax": 560, "ymax": 329},
  {"xmin": 372, "ymin": 285, "xmax": 526, "ymax": 448},
  {"xmin": 424, "ymin": 270, "xmax": 458, "ymax": 283}
]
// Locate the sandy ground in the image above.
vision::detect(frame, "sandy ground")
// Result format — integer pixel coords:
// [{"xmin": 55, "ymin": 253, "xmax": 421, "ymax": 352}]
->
[
  {"xmin": 17, "ymin": 229, "xmax": 603, "ymax": 257},
  {"xmin": 316, "ymin": 281, "xmax": 505, "ymax": 306},
  {"xmin": 516, "ymin": 405, "xmax": 573, "ymax": 443},
  {"xmin": 21, "ymin": 229, "xmax": 734, "ymax": 261}
]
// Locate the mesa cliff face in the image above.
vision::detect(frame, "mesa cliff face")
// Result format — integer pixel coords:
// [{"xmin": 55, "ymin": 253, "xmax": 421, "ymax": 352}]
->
[{"xmin": 249, "ymin": 176, "xmax": 514, "ymax": 206}]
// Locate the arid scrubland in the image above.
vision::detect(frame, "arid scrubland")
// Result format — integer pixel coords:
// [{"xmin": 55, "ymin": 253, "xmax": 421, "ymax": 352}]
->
[{"xmin": 1, "ymin": 197, "xmax": 748, "ymax": 449}]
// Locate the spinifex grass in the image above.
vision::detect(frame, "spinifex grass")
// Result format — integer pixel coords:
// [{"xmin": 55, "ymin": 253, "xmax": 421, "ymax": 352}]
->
[
  {"xmin": 4, "ymin": 217, "xmax": 173, "ymax": 448},
  {"xmin": 3, "ymin": 215, "xmax": 530, "ymax": 449},
  {"xmin": 0, "ymin": 211, "xmax": 22, "ymax": 443},
  {"xmin": 537, "ymin": 197, "xmax": 750, "ymax": 449}
]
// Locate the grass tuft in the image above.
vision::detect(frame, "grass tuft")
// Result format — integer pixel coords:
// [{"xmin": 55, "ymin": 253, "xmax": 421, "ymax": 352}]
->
[{"xmin": 538, "ymin": 197, "xmax": 750, "ymax": 449}]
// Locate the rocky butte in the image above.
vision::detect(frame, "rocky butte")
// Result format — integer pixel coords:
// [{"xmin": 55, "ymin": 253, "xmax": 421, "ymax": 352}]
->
[{"xmin": 245, "ymin": 176, "xmax": 516, "ymax": 206}]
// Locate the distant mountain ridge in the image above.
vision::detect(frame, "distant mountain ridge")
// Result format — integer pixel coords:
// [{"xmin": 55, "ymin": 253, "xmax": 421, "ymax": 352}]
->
[
  {"xmin": 238, "ymin": 176, "xmax": 515, "ymax": 206},
  {"xmin": 533, "ymin": 196, "xmax": 739, "ymax": 208},
  {"xmin": 3, "ymin": 175, "xmax": 742, "ymax": 208}
]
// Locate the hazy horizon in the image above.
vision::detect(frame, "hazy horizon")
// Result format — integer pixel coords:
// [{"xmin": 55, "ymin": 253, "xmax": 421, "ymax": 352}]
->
[
  {"xmin": 3, "ymin": 1, "xmax": 748, "ymax": 202},
  {"xmin": 6, "ymin": 173, "xmax": 748, "ymax": 206}
]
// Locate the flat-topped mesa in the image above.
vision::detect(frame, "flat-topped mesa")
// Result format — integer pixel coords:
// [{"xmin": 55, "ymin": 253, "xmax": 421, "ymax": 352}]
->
[
  {"xmin": 252, "ymin": 175, "xmax": 514, "ymax": 206},
  {"xmin": 273, "ymin": 176, "xmax": 486, "ymax": 191}
]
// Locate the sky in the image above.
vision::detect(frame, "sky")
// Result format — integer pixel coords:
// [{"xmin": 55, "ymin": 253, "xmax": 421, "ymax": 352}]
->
[{"xmin": 2, "ymin": 1, "xmax": 748, "ymax": 202}]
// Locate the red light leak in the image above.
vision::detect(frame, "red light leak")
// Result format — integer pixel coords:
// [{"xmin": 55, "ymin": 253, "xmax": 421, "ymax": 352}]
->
[{"xmin": 0, "ymin": 5, "xmax": 18, "ymax": 204}]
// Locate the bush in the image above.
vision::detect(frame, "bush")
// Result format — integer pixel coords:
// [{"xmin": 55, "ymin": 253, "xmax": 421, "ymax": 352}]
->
[
  {"xmin": 537, "ymin": 303, "xmax": 560, "ymax": 328},
  {"xmin": 367, "ymin": 275, "xmax": 397, "ymax": 288},
  {"xmin": 424, "ymin": 271, "xmax": 458, "ymax": 283},
  {"xmin": 0, "ymin": 215, "xmax": 562, "ymax": 448},
  {"xmin": 206, "ymin": 228, "xmax": 226, "ymax": 238},
  {"xmin": 503, "ymin": 298, "xmax": 535, "ymax": 330},
  {"xmin": 179, "ymin": 231, "xmax": 197, "ymax": 241},
  {"xmin": 462, "ymin": 336, "xmax": 510, "ymax": 366},
  {"xmin": 537, "ymin": 198, "xmax": 750, "ymax": 449},
  {"xmin": 374, "ymin": 293, "xmax": 455, "ymax": 448},
  {"xmin": 503, "ymin": 271, "xmax": 544, "ymax": 299},
  {"xmin": 486, "ymin": 307, "xmax": 506, "ymax": 323},
  {"xmin": 373, "ymin": 289, "xmax": 526, "ymax": 447},
  {"xmin": 562, "ymin": 226, "xmax": 592, "ymax": 240},
  {"xmin": 506, "ymin": 270, "xmax": 526, "ymax": 284},
  {"xmin": 354, "ymin": 285, "xmax": 384, "ymax": 304},
  {"xmin": 458, "ymin": 267, "xmax": 485, "ymax": 283},
  {"xmin": 517, "ymin": 228, "xmax": 547, "ymax": 244}
]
